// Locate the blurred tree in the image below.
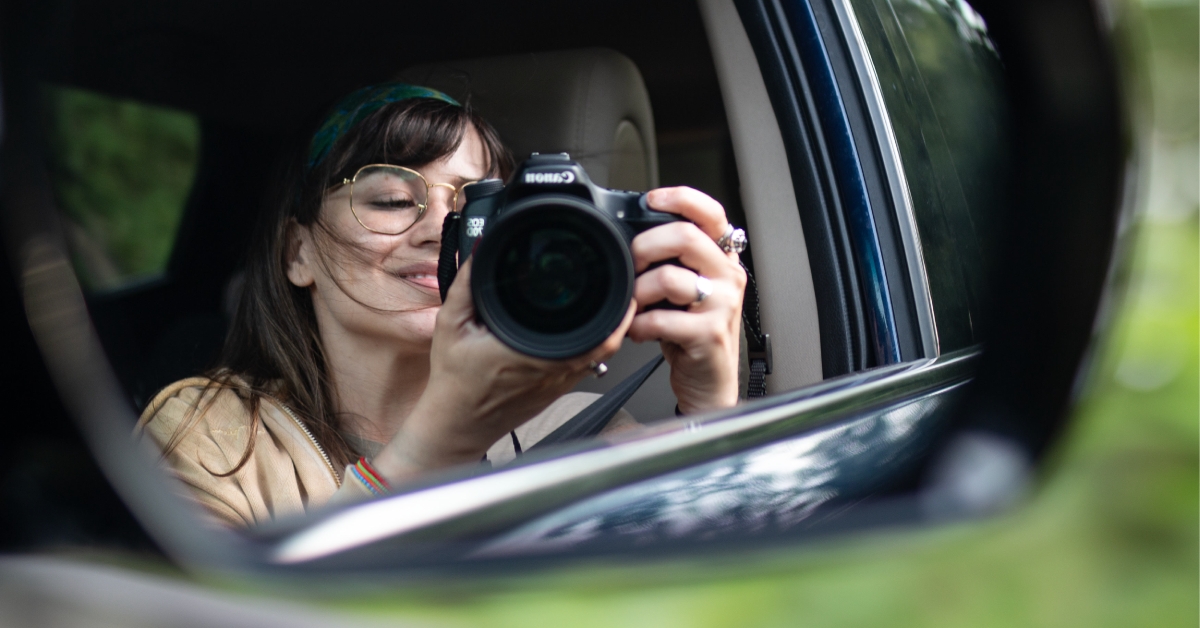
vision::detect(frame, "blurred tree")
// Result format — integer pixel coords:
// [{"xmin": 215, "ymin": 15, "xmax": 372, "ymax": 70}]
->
[{"xmin": 44, "ymin": 86, "xmax": 199, "ymax": 290}]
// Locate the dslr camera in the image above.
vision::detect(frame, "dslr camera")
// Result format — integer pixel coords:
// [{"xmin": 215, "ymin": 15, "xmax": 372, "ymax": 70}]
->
[{"xmin": 438, "ymin": 153, "xmax": 684, "ymax": 359}]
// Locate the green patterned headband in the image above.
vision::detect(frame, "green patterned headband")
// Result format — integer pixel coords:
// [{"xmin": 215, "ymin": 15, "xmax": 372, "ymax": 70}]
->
[{"xmin": 306, "ymin": 83, "xmax": 461, "ymax": 170}]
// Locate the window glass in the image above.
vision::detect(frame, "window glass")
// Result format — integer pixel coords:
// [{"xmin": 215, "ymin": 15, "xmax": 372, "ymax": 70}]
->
[
  {"xmin": 44, "ymin": 86, "xmax": 200, "ymax": 291},
  {"xmin": 847, "ymin": 0, "xmax": 1009, "ymax": 350}
]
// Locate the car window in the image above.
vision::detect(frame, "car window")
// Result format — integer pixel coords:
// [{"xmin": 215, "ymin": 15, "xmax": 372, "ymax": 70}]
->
[
  {"xmin": 847, "ymin": 0, "xmax": 1009, "ymax": 350},
  {"xmin": 44, "ymin": 86, "xmax": 200, "ymax": 291}
]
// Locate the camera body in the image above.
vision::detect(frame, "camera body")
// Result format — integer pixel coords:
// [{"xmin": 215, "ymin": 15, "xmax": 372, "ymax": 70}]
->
[{"xmin": 441, "ymin": 153, "xmax": 684, "ymax": 359}]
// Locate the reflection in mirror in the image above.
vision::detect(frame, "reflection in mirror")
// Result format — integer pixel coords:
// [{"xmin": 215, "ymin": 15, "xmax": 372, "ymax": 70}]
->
[{"xmin": 25, "ymin": 0, "xmax": 1078, "ymax": 576}]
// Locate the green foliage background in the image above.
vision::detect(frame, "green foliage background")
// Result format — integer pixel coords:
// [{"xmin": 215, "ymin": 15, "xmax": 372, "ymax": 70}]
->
[{"xmin": 45, "ymin": 86, "xmax": 199, "ymax": 290}]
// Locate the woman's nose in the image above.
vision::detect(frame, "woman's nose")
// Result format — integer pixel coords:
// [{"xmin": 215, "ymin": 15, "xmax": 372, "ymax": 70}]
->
[{"xmin": 427, "ymin": 185, "xmax": 460, "ymax": 216}]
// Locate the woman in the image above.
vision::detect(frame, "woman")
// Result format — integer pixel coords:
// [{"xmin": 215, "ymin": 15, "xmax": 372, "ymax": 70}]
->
[{"xmin": 137, "ymin": 84, "xmax": 746, "ymax": 527}]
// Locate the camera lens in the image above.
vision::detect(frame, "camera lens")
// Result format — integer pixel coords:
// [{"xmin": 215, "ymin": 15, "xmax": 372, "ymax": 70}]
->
[
  {"xmin": 471, "ymin": 195, "xmax": 634, "ymax": 359},
  {"xmin": 495, "ymin": 227, "xmax": 608, "ymax": 333}
]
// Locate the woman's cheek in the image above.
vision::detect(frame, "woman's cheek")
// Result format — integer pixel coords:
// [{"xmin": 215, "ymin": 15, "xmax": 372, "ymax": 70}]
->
[{"xmin": 399, "ymin": 308, "xmax": 439, "ymax": 340}]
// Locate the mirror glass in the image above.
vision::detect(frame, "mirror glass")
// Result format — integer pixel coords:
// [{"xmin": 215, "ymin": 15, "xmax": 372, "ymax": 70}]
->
[{"xmin": 33, "ymin": 0, "xmax": 1023, "ymax": 567}]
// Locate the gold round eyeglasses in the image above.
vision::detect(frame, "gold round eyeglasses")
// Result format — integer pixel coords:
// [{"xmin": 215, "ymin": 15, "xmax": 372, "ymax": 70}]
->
[{"xmin": 330, "ymin": 164, "xmax": 479, "ymax": 235}]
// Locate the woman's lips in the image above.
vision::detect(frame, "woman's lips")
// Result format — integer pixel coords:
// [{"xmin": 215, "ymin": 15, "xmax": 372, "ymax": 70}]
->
[
  {"xmin": 393, "ymin": 262, "xmax": 441, "ymax": 292},
  {"xmin": 399, "ymin": 273, "xmax": 440, "ymax": 291}
]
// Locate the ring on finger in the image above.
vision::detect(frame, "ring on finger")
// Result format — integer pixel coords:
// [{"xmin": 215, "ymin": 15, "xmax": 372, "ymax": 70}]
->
[
  {"xmin": 588, "ymin": 361, "xmax": 608, "ymax": 378},
  {"xmin": 694, "ymin": 275, "xmax": 713, "ymax": 304},
  {"xmin": 715, "ymin": 224, "xmax": 748, "ymax": 254}
]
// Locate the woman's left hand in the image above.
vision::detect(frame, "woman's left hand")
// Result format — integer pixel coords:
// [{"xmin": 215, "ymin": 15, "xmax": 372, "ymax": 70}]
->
[{"xmin": 629, "ymin": 187, "xmax": 746, "ymax": 414}]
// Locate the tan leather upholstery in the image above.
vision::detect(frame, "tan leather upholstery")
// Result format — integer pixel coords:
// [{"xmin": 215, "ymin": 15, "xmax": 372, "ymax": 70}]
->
[{"xmin": 397, "ymin": 48, "xmax": 659, "ymax": 191}]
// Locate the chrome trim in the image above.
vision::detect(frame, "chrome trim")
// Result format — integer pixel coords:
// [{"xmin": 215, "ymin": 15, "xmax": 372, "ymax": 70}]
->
[
  {"xmin": 270, "ymin": 349, "xmax": 979, "ymax": 564},
  {"xmin": 830, "ymin": 0, "xmax": 939, "ymax": 358}
]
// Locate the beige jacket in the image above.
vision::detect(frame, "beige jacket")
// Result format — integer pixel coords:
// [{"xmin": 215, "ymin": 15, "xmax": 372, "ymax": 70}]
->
[{"xmin": 136, "ymin": 377, "xmax": 632, "ymax": 528}]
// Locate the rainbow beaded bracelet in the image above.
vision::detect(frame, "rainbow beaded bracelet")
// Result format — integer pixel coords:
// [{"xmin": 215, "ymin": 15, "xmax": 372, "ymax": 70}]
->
[{"xmin": 349, "ymin": 457, "xmax": 390, "ymax": 496}]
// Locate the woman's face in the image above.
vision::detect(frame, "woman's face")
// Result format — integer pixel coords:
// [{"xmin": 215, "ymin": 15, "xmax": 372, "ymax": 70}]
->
[{"xmin": 287, "ymin": 125, "xmax": 489, "ymax": 354}]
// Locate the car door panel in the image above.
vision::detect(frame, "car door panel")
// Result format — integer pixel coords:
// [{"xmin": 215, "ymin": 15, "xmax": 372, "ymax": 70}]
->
[
  {"xmin": 476, "ymin": 379, "xmax": 966, "ymax": 557},
  {"xmin": 263, "ymin": 349, "xmax": 979, "ymax": 567}
]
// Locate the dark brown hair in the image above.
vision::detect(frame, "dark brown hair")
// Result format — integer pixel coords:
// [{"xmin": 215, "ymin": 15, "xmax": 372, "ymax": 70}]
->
[{"xmin": 151, "ymin": 97, "xmax": 512, "ymax": 475}]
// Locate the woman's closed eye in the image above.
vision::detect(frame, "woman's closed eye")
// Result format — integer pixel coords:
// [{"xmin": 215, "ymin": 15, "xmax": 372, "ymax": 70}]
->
[{"xmin": 368, "ymin": 196, "xmax": 421, "ymax": 211}]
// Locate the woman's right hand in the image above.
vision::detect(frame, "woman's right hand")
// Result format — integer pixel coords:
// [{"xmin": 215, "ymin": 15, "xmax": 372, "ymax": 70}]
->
[{"xmin": 371, "ymin": 259, "xmax": 633, "ymax": 483}]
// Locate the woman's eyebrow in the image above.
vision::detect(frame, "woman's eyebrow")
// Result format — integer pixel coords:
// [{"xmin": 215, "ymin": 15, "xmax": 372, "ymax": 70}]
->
[{"xmin": 437, "ymin": 173, "xmax": 484, "ymax": 185}]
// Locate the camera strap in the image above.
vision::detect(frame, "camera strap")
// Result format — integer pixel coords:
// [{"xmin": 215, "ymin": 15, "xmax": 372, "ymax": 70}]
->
[
  {"xmin": 741, "ymin": 261, "xmax": 772, "ymax": 398},
  {"xmin": 437, "ymin": 213, "xmax": 462, "ymax": 303}
]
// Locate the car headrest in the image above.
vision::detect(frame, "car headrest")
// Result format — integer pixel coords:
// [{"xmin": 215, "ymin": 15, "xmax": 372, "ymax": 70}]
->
[{"xmin": 397, "ymin": 48, "xmax": 658, "ymax": 191}]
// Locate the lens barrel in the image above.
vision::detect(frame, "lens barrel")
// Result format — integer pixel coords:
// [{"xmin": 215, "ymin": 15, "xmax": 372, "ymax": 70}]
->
[{"xmin": 471, "ymin": 194, "xmax": 634, "ymax": 359}]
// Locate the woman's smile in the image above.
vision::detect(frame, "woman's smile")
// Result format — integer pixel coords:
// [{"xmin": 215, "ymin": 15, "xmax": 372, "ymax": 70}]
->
[{"xmin": 391, "ymin": 261, "xmax": 441, "ymax": 292}]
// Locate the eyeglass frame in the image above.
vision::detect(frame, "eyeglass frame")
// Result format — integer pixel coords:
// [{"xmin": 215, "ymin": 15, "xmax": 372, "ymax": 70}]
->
[{"xmin": 326, "ymin": 163, "xmax": 480, "ymax": 236}]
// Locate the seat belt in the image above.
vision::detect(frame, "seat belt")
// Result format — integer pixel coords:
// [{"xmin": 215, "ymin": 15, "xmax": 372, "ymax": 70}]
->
[
  {"xmin": 530, "ymin": 354, "xmax": 665, "ymax": 450},
  {"xmin": 530, "ymin": 261, "xmax": 771, "ymax": 449}
]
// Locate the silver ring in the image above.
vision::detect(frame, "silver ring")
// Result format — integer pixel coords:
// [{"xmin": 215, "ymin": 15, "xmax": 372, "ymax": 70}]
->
[
  {"xmin": 694, "ymin": 275, "xmax": 713, "ymax": 304},
  {"xmin": 715, "ymin": 224, "xmax": 747, "ymax": 254},
  {"xmin": 588, "ymin": 361, "xmax": 608, "ymax": 378}
]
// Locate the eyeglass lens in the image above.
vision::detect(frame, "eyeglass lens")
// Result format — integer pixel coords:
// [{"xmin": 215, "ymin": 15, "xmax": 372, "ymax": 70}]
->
[{"xmin": 350, "ymin": 165, "xmax": 471, "ymax": 235}]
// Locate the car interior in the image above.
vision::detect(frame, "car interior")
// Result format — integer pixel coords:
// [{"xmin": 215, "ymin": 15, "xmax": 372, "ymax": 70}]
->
[{"xmin": 53, "ymin": 0, "xmax": 831, "ymax": 426}]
